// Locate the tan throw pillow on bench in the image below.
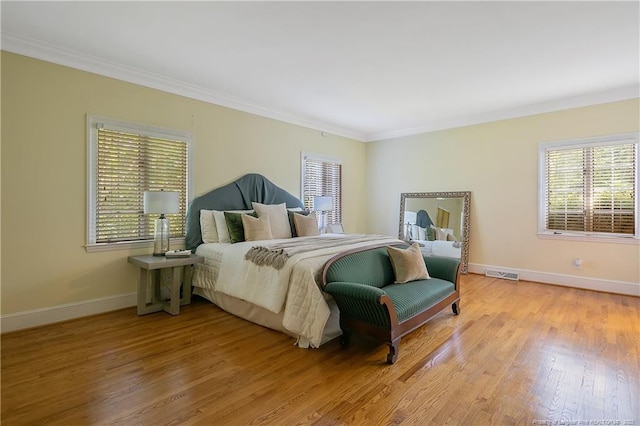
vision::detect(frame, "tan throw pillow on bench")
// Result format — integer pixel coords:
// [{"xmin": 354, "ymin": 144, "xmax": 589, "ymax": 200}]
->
[{"xmin": 387, "ymin": 243, "xmax": 430, "ymax": 284}]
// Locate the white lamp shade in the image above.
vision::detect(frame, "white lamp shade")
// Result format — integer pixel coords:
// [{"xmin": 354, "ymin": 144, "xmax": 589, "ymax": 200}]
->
[
  {"xmin": 313, "ymin": 196, "xmax": 333, "ymax": 211},
  {"xmin": 143, "ymin": 191, "xmax": 180, "ymax": 214}
]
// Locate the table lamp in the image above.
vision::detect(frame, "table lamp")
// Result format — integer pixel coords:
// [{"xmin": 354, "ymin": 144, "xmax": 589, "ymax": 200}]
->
[
  {"xmin": 144, "ymin": 190, "xmax": 180, "ymax": 256},
  {"xmin": 313, "ymin": 196, "xmax": 333, "ymax": 234}
]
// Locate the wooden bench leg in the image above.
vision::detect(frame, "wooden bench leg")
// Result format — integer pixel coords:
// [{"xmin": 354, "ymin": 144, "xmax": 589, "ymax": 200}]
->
[
  {"xmin": 387, "ymin": 339, "xmax": 399, "ymax": 364},
  {"xmin": 339, "ymin": 330, "xmax": 351, "ymax": 347}
]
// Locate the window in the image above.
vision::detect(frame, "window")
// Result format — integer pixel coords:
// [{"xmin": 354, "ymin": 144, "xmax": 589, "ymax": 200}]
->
[
  {"xmin": 538, "ymin": 133, "xmax": 639, "ymax": 241},
  {"xmin": 87, "ymin": 116, "xmax": 192, "ymax": 251},
  {"xmin": 301, "ymin": 153, "xmax": 342, "ymax": 225}
]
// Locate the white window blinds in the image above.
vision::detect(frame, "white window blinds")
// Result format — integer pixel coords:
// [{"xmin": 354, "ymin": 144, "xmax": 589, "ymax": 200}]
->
[
  {"xmin": 88, "ymin": 117, "xmax": 190, "ymax": 248},
  {"xmin": 541, "ymin": 135, "xmax": 638, "ymax": 238},
  {"xmin": 302, "ymin": 155, "xmax": 342, "ymax": 224}
]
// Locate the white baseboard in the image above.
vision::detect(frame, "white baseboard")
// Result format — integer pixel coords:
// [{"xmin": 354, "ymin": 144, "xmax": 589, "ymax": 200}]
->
[
  {"xmin": 468, "ymin": 263, "xmax": 640, "ymax": 297},
  {"xmin": 1, "ymin": 293, "xmax": 136, "ymax": 333},
  {"xmin": 3, "ymin": 264, "xmax": 638, "ymax": 334}
]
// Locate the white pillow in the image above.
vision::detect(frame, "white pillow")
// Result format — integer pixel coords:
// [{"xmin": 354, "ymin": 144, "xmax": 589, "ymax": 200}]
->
[
  {"xmin": 411, "ymin": 224, "xmax": 426, "ymax": 241},
  {"xmin": 435, "ymin": 227, "xmax": 455, "ymax": 241},
  {"xmin": 200, "ymin": 209, "xmax": 219, "ymax": 243},
  {"xmin": 252, "ymin": 202, "xmax": 292, "ymax": 239},
  {"xmin": 213, "ymin": 209, "xmax": 253, "ymax": 244}
]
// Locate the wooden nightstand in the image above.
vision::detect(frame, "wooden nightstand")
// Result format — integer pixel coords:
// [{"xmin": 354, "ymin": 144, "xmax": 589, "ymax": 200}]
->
[{"xmin": 128, "ymin": 254, "xmax": 203, "ymax": 315}]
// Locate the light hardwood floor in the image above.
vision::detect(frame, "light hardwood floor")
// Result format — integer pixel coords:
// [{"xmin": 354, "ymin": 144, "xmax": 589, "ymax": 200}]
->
[{"xmin": 2, "ymin": 274, "xmax": 638, "ymax": 425}]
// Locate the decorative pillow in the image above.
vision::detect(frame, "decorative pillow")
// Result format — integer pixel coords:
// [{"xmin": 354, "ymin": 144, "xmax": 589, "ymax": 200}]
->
[
  {"xmin": 426, "ymin": 226, "xmax": 436, "ymax": 241},
  {"xmin": 252, "ymin": 202, "xmax": 292, "ymax": 239},
  {"xmin": 446, "ymin": 233, "xmax": 456, "ymax": 242},
  {"xmin": 214, "ymin": 209, "xmax": 253, "ymax": 243},
  {"xmin": 410, "ymin": 224, "xmax": 418, "ymax": 240},
  {"xmin": 242, "ymin": 214, "xmax": 273, "ymax": 241},
  {"xmin": 288, "ymin": 210, "xmax": 310, "ymax": 237},
  {"xmin": 224, "ymin": 211, "xmax": 257, "ymax": 243},
  {"xmin": 411, "ymin": 224, "xmax": 427, "ymax": 241},
  {"xmin": 436, "ymin": 227, "xmax": 449, "ymax": 241},
  {"xmin": 213, "ymin": 210, "xmax": 230, "ymax": 243},
  {"xmin": 386, "ymin": 243, "xmax": 430, "ymax": 284},
  {"xmin": 293, "ymin": 212, "xmax": 319, "ymax": 237},
  {"xmin": 200, "ymin": 209, "xmax": 219, "ymax": 243},
  {"xmin": 435, "ymin": 227, "xmax": 455, "ymax": 241}
]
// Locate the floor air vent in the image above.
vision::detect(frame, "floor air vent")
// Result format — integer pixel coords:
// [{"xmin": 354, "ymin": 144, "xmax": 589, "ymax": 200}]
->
[{"xmin": 485, "ymin": 269, "xmax": 520, "ymax": 281}]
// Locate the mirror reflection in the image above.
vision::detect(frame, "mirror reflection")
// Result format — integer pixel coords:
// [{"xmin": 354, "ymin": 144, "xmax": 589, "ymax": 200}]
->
[{"xmin": 399, "ymin": 191, "xmax": 471, "ymax": 274}]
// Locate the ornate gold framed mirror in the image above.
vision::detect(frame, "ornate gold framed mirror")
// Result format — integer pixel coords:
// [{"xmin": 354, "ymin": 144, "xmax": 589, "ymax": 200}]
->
[{"xmin": 399, "ymin": 191, "xmax": 471, "ymax": 274}]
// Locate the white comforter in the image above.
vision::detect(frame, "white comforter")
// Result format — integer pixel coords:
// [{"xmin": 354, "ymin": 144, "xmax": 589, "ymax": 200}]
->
[
  {"xmin": 193, "ymin": 234, "xmax": 401, "ymax": 347},
  {"xmin": 415, "ymin": 239, "xmax": 461, "ymax": 259}
]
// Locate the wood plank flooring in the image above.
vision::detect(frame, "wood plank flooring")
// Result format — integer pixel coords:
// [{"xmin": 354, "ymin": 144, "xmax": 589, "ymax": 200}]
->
[{"xmin": 2, "ymin": 274, "xmax": 639, "ymax": 425}]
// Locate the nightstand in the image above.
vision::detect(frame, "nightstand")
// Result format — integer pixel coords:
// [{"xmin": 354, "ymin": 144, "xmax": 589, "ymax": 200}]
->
[{"xmin": 128, "ymin": 254, "xmax": 204, "ymax": 315}]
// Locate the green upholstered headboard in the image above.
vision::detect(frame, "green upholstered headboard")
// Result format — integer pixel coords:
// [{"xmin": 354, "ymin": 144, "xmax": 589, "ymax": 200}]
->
[{"xmin": 185, "ymin": 173, "xmax": 304, "ymax": 250}]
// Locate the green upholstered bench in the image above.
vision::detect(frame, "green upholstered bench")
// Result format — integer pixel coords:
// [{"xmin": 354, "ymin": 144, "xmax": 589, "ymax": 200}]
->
[{"xmin": 321, "ymin": 245, "xmax": 461, "ymax": 364}]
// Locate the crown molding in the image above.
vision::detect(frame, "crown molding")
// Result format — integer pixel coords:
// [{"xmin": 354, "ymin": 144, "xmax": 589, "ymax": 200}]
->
[
  {"xmin": 367, "ymin": 85, "xmax": 640, "ymax": 142},
  {"xmin": 1, "ymin": 33, "xmax": 367, "ymax": 142},
  {"xmin": 3, "ymin": 33, "xmax": 637, "ymax": 144}
]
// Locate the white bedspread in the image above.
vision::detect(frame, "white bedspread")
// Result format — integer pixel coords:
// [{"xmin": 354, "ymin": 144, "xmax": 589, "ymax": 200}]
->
[
  {"xmin": 193, "ymin": 234, "xmax": 401, "ymax": 347},
  {"xmin": 415, "ymin": 239, "xmax": 461, "ymax": 259}
]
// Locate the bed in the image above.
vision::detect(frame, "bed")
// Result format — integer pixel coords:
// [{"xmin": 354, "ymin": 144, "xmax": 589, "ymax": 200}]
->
[
  {"xmin": 186, "ymin": 174, "xmax": 402, "ymax": 348},
  {"xmin": 403, "ymin": 209, "xmax": 462, "ymax": 260}
]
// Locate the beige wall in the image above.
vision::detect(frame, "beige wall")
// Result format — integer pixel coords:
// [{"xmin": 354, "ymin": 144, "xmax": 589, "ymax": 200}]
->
[
  {"xmin": 2, "ymin": 51, "xmax": 638, "ymax": 319},
  {"xmin": 366, "ymin": 99, "xmax": 640, "ymax": 284},
  {"xmin": 0, "ymin": 52, "xmax": 367, "ymax": 314}
]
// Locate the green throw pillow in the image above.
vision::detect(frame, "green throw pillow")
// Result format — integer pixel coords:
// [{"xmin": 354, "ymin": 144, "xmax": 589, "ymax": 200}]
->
[
  {"xmin": 426, "ymin": 226, "xmax": 436, "ymax": 241},
  {"xmin": 224, "ymin": 211, "xmax": 257, "ymax": 243}
]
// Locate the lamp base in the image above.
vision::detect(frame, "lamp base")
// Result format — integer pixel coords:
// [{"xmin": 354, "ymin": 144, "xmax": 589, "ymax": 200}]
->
[
  {"xmin": 153, "ymin": 216, "xmax": 171, "ymax": 257},
  {"xmin": 320, "ymin": 211, "xmax": 328, "ymax": 234}
]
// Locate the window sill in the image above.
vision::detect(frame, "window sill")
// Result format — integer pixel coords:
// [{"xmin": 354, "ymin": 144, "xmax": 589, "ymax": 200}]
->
[
  {"xmin": 537, "ymin": 232, "xmax": 639, "ymax": 245},
  {"xmin": 85, "ymin": 237, "xmax": 186, "ymax": 253}
]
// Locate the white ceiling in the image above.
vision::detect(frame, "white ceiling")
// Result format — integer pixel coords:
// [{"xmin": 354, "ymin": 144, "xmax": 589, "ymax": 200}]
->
[{"xmin": 2, "ymin": 1, "xmax": 638, "ymax": 142}]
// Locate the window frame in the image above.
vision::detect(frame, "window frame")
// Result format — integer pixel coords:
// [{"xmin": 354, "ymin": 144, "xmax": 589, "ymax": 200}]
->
[
  {"xmin": 300, "ymin": 152, "xmax": 343, "ymax": 225},
  {"xmin": 86, "ymin": 115, "xmax": 193, "ymax": 252},
  {"xmin": 537, "ymin": 133, "xmax": 639, "ymax": 244}
]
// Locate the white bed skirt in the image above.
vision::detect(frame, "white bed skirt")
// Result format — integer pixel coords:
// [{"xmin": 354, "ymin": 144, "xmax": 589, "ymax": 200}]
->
[{"xmin": 193, "ymin": 286, "xmax": 342, "ymax": 348}]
